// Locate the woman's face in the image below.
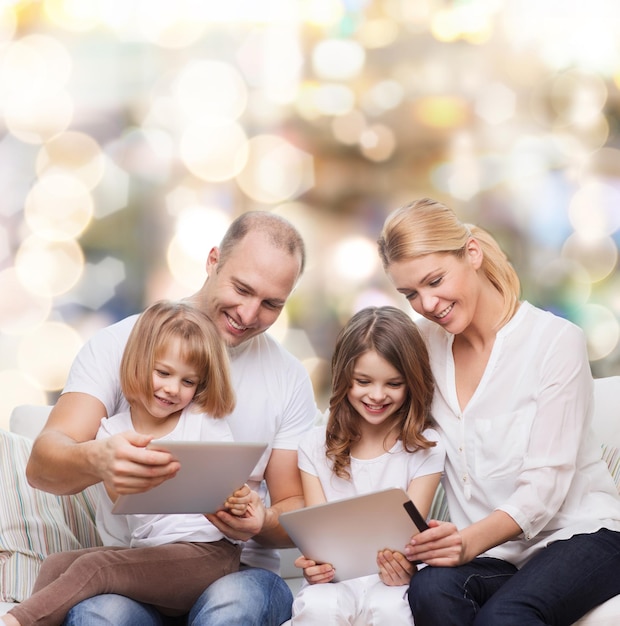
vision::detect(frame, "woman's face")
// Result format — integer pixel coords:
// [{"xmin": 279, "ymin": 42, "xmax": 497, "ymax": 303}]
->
[{"xmin": 385, "ymin": 244, "xmax": 482, "ymax": 335}]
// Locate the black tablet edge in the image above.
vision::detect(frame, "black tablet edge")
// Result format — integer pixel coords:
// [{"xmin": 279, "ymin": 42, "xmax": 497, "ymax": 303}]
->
[{"xmin": 402, "ymin": 499, "xmax": 430, "ymax": 532}]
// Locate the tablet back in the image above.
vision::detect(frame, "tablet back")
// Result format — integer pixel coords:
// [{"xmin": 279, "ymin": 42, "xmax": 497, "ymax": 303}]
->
[
  {"xmin": 112, "ymin": 441, "xmax": 267, "ymax": 515},
  {"xmin": 280, "ymin": 487, "xmax": 426, "ymax": 582}
]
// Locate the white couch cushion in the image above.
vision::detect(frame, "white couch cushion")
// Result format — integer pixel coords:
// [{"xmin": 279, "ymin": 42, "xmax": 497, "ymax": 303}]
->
[{"xmin": 574, "ymin": 594, "xmax": 620, "ymax": 625}]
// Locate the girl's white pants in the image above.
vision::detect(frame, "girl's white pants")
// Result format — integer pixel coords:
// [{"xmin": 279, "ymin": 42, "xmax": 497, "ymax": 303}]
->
[{"xmin": 291, "ymin": 574, "xmax": 413, "ymax": 626}]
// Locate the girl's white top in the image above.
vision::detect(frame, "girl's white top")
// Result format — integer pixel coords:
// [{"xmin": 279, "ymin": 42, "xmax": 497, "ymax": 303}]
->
[{"xmin": 95, "ymin": 407, "xmax": 234, "ymax": 548}]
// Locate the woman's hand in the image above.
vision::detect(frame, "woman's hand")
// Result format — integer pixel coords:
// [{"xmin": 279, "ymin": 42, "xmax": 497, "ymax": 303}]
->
[
  {"xmin": 294, "ymin": 554, "xmax": 335, "ymax": 585},
  {"xmin": 377, "ymin": 549, "xmax": 416, "ymax": 586},
  {"xmin": 404, "ymin": 520, "xmax": 468, "ymax": 567}
]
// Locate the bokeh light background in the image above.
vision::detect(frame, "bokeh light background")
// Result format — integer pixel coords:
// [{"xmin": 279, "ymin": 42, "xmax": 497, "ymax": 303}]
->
[{"xmin": 2, "ymin": 0, "xmax": 620, "ymax": 427}]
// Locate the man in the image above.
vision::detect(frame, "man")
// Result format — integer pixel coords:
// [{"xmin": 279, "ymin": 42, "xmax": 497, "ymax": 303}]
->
[{"xmin": 27, "ymin": 211, "xmax": 318, "ymax": 625}]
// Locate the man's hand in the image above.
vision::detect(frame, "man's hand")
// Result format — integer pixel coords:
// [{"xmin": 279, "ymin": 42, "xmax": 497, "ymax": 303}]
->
[
  {"xmin": 294, "ymin": 554, "xmax": 335, "ymax": 585},
  {"xmin": 206, "ymin": 489, "xmax": 266, "ymax": 541},
  {"xmin": 97, "ymin": 431, "xmax": 181, "ymax": 495}
]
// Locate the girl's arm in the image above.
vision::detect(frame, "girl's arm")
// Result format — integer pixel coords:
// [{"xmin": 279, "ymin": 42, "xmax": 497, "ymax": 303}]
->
[
  {"xmin": 301, "ymin": 469, "xmax": 327, "ymax": 506},
  {"xmin": 294, "ymin": 470, "xmax": 335, "ymax": 584},
  {"xmin": 406, "ymin": 471, "xmax": 442, "ymax": 518},
  {"xmin": 378, "ymin": 471, "xmax": 442, "ymax": 585}
]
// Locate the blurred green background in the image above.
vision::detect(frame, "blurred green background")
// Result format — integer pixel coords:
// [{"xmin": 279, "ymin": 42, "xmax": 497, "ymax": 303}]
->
[{"xmin": 1, "ymin": 0, "xmax": 620, "ymax": 425}]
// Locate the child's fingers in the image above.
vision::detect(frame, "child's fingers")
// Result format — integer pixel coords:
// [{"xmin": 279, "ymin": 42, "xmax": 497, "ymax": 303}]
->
[
  {"xmin": 227, "ymin": 503, "xmax": 249, "ymax": 516},
  {"xmin": 232, "ymin": 483, "xmax": 251, "ymax": 498},
  {"xmin": 224, "ymin": 485, "xmax": 258, "ymax": 516}
]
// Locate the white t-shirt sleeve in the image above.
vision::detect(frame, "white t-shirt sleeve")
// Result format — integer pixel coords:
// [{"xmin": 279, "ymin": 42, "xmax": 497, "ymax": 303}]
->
[
  {"xmin": 62, "ymin": 315, "xmax": 138, "ymax": 417},
  {"xmin": 270, "ymin": 356, "xmax": 319, "ymax": 451},
  {"xmin": 298, "ymin": 425, "xmax": 327, "ymax": 477}
]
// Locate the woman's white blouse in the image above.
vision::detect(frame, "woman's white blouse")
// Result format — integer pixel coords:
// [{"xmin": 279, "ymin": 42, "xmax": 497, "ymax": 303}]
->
[{"xmin": 418, "ymin": 301, "xmax": 620, "ymax": 567}]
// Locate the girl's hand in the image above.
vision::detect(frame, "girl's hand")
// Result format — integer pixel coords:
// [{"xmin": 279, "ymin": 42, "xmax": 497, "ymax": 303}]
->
[
  {"xmin": 294, "ymin": 554, "xmax": 335, "ymax": 585},
  {"xmin": 206, "ymin": 489, "xmax": 265, "ymax": 541},
  {"xmin": 404, "ymin": 519, "xmax": 467, "ymax": 567},
  {"xmin": 377, "ymin": 549, "xmax": 416, "ymax": 586},
  {"xmin": 224, "ymin": 483, "xmax": 251, "ymax": 517}
]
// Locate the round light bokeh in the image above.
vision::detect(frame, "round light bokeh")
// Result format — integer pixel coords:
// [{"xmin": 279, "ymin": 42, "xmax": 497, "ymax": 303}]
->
[
  {"xmin": 327, "ymin": 236, "xmax": 380, "ymax": 286},
  {"xmin": 17, "ymin": 321, "xmax": 83, "ymax": 390},
  {"xmin": 0, "ymin": 268, "xmax": 52, "ymax": 335},
  {"xmin": 24, "ymin": 173, "xmax": 94, "ymax": 241},
  {"xmin": 15, "ymin": 235, "xmax": 84, "ymax": 297},
  {"xmin": 167, "ymin": 206, "xmax": 230, "ymax": 290},
  {"xmin": 561, "ymin": 233, "xmax": 618, "ymax": 283},
  {"xmin": 580, "ymin": 304, "xmax": 620, "ymax": 361},
  {"xmin": 173, "ymin": 60, "xmax": 248, "ymax": 121},
  {"xmin": 312, "ymin": 39, "xmax": 365, "ymax": 81},
  {"xmin": 235, "ymin": 135, "xmax": 314, "ymax": 204},
  {"xmin": 36, "ymin": 131, "xmax": 105, "ymax": 190},
  {"xmin": 180, "ymin": 119, "xmax": 249, "ymax": 182}
]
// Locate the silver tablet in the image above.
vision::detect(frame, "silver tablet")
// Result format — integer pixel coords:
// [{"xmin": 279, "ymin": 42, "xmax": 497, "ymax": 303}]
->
[
  {"xmin": 112, "ymin": 440, "xmax": 268, "ymax": 515},
  {"xmin": 280, "ymin": 487, "xmax": 428, "ymax": 582}
]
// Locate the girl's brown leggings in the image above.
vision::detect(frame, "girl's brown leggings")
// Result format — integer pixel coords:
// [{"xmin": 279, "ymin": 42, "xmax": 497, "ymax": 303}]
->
[{"xmin": 8, "ymin": 539, "xmax": 241, "ymax": 626}]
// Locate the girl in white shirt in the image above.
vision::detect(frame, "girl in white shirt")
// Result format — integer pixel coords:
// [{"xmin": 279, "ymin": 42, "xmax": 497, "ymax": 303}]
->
[
  {"xmin": 292, "ymin": 306, "xmax": 445, "ymax": 625},
  {"xmin": 3, "ymin": 301, "xmax": 254, "ymax": 626},
  {"xmin": 377, "ymin": 197, "xmax": 620, "ymax": 625}
]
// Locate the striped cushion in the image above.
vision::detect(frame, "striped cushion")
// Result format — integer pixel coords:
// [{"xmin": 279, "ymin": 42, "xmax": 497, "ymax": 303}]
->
[
  {"xmin": 0, "ymin": 429, "xmax": 101, "ymax": 602},
  {"xmin": 602, "ymin": 444, "xmax": 620, "ymax": 492}
]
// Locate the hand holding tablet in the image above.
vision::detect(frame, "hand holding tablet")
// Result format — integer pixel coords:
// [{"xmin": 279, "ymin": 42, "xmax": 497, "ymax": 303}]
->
[
  {"xmin": 112, "ymin": 440, "xmax": 268, "ymax": 515},
  {"xmin": 279, "ymin": 487, "xmax": 429, "ymax": 582}
]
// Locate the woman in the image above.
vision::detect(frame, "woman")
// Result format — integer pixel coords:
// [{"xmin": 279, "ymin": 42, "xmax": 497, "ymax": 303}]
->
[{"xmin": 377, "ymin": 197, "xmax": 620, "ymax": 625}]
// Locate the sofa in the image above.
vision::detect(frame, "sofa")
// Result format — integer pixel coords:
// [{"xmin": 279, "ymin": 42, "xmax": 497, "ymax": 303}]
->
[{"xmin": 2, "ymin": 377, "xmax": 620, "ymax": 623}]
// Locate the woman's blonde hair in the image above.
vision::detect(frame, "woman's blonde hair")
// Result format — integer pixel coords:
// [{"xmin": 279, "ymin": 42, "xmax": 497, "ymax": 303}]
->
[
  {"xmin": 120, "ymin": 301, "xmax": 235, "ymax": 418},
  {"xmin": 326, "ymin": 306, "xmax": 435, "ymax": 480},
  {"xmin": 377, "ymin": 197, "xmax": 520, "ymax": 327}
]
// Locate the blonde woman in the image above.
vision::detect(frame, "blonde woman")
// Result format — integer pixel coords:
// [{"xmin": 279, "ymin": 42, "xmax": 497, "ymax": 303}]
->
[{"xmin": 377, "ymin": 197, "xmax": 620, "ymax": 625}]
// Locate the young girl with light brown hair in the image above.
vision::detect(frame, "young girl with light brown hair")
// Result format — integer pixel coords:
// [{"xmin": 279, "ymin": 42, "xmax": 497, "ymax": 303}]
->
[{"xmin": 292, "ymin": 306, "xmax": 445, "ymax": 625}]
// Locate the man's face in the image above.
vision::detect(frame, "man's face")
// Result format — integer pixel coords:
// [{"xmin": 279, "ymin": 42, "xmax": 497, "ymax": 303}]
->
[{"xmin": 203, "ymin": 230, "xmax": 302, "ymax": 347}]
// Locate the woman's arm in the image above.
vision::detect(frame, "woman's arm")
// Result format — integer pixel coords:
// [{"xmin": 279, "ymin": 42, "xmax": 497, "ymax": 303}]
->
[{"xmin": 405, "ymin": 509, "xmax": 521, "ymax": 567}]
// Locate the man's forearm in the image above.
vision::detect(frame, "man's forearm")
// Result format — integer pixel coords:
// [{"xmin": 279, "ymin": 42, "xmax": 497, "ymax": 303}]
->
[
  {"xmin": 253, "ymin": 495, "xmax": 305, "ymax": 548},
  {"xmin": 27, "ymin": 430, "xmax": 101, "ymax": 495}
]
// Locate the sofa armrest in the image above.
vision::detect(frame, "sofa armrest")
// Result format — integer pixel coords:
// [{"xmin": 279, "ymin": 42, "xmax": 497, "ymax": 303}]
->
[{"xmin": 9, "ymin": 404, "xmax": 51, "ymax": 440}]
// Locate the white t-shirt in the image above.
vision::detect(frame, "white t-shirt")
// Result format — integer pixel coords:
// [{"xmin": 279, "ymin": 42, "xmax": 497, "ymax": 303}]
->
[
  {"xmin": 298, "ymin": 424, "xmax": 445, "ymax": 501},
  {"xmin": 418, "ymin": 301, "xmax": 620, "ymax": 567},
  {"xmin": 95, "ymin": 407, "xmax": 234, "ymax": 548},
  {"xmin": 63, "ymin": 314, "xmax": 318, "ymax": 571}
]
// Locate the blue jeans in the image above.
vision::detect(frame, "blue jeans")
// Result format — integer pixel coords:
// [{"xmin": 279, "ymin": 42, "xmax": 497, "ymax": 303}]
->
[
  {"xmin": 409, "ymin": 529, "xmax": 620, "ymax": 626},
  {"xmin": 64, "ymin": 567, "xmax": 293, "ymax": 626}
]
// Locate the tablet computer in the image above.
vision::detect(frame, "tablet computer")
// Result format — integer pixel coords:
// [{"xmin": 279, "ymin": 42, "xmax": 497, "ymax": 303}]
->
[
  {"xmin": 279, "ymin": 487, "xmax": 428, "ymax": 582},
  {"xmin": 112, "ymin": 440, "xmax": 268, "ymax": 515}
]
